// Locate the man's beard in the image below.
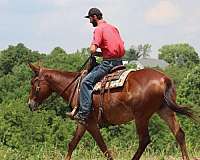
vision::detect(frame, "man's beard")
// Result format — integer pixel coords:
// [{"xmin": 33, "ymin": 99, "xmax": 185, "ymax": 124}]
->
[{"xmin": 91, "ymin": 20, "xmax": 97, "ymax": 27}]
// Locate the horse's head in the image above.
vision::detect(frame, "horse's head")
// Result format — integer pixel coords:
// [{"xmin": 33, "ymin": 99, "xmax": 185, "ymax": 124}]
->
[{"xmin": 28, "ymin": 63, "xmax": 53, "ymax": 111}]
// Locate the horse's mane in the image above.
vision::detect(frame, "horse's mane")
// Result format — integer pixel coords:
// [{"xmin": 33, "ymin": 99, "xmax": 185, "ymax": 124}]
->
[{"xmin": 40, "ymin": 67, "xmax": 80, "ymax": 82}]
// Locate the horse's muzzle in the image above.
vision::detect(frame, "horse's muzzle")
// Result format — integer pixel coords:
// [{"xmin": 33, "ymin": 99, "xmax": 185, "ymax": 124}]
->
[{"xmin": 28, "ymin": 99, "xmax": 38, "ymax": 111}]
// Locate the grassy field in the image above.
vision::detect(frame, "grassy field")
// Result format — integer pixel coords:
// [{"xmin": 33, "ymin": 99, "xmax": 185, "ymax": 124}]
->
[{"xmin": 0, "ymin": 145, "xmax": 200, "ymax": 160}]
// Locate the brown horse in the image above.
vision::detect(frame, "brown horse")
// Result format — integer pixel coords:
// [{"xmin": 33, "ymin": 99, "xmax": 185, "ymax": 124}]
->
[{"xmin": 28, "ymin": 63, "xmax": 197, "ymax": 160}]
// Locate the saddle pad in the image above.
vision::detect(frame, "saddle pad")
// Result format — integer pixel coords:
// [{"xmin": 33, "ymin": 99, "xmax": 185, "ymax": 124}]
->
[{"xmin": 94, "ymin": 69, "xmax": 135, "ymax": 91}]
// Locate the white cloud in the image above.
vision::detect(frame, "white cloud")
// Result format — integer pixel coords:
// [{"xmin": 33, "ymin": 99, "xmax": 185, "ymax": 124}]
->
[{"xmin": 145, "ymin": 0, "xmax": 181, "ymax": 26}]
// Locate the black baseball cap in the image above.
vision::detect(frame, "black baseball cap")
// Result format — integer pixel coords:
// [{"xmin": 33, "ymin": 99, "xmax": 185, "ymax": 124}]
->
[{"xmin": 84, "ymin": 8, "xmax": 103, "ymax": 18}]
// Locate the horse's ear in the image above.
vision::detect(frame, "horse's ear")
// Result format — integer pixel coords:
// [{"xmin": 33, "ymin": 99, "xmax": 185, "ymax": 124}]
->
[{"xmin": 28, "ymin": 63, "xmax": 40, "ymax": 75}]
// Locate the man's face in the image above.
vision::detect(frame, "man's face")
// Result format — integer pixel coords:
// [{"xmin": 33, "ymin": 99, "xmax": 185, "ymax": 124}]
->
[{"xmin": 89, "ymin": 16, "xmax": 97, "ymax": 27}]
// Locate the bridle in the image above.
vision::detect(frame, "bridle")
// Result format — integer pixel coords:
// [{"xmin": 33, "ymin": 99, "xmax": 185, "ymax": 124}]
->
[
  {"xmin": 32, "ymin": 73, "xmax": 80, "ymax": 101},
  {"xmin": 32, "ymin": 76, "xmax": 49, "ymax": 97}
]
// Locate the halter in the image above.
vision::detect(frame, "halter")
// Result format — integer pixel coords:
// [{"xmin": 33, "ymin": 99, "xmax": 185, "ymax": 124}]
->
[
  {"xmin": 32, "ymin": 76, "xmax": 49, "ymax": 97},
  {"xmin": 32, "ymin": 73, "xmax": 80, "ymax": 99}
]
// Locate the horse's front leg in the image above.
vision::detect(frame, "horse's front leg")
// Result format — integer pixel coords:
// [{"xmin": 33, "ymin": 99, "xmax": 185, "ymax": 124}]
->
[
  {"xmin": 64, "ymin": 123, "xmax": 86, "ymax": 160},
  {"xmin": 86, "ymin": 120, "xmax": 114, "ymax": 160}
]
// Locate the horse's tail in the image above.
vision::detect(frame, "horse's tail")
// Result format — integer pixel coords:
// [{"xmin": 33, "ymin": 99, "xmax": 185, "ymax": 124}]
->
[{"xmin": 163, "ymin": 77, "xmax": 198, "ymax": 121}]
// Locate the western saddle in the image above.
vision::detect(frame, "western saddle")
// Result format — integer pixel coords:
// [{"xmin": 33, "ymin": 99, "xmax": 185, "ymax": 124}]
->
[{"xmin": 66, "ymin": 64, "xmax": 126, "ymax": 119}]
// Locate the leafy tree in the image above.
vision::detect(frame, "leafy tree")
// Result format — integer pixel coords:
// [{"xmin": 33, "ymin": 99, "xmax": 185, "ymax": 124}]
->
[
  {"xmin": 124, "ymin": 44, "xmax": 151, "ymax": 61},
  {"xmin": 51, "ymin": 46, "xmax": 66, "ymax": 55},
  {"xmin": 0, "ymin": 43, "xmax": 45, "ymax": 76},
  {"xmin": 178, "ymin": 64, "xmax": 200, "ymax": 106},
  {"xmin": 164, "ymin": 65, "xmax": 190, "ymax": 86},
  {"xmin": 124, "ymin": 46, "xmax": 141, "ymax": 61},
  {"xmin": 138, "ymin": 43, "xmax": 151, "ymax": 58},
  {"xmin": 158, "ymin": 43, "xmax": 199, "ymax": 66},
  {"xmin": 44, "ymin": 47, "xmax": 89, "ymax": 71}
]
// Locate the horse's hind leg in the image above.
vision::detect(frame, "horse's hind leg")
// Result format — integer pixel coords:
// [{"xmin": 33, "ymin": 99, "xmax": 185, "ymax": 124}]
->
[
  {"xmin": 158, "ymin": 106, "xmax": 190, "ymax": 160},
  {"xmin": 64, "ymin": 123, "xmax": 86, "ymax": 160},
  {"xmin": 132, "ymin": 116, "xmax": 151, "ymax": 160}
]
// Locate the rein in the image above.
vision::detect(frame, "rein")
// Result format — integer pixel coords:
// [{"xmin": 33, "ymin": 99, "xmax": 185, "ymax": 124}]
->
[{"xmin": 59, "ymin": 73, "xmax": 80, "ymax": 97}]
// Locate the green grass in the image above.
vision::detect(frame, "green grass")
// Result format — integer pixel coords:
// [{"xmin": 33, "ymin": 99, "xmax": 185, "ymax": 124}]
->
[{"xmin": 0, "ymin": 144, "xmax": 199, "ymax": 160}]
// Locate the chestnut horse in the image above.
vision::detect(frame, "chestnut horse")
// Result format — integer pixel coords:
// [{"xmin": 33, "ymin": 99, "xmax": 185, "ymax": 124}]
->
[{"xmin": 28, "ymin": 63, "xmax": 197, "ymax": 160}]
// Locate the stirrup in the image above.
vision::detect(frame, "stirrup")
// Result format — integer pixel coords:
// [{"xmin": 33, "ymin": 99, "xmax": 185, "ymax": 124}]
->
[{"xmin": 74, "ymin": 114, "xmax": 86, "ymax": 125}]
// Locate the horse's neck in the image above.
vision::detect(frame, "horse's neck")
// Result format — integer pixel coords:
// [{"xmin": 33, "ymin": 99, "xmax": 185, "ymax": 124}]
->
[{"xmin": 47, "ymin": 70, "xmax": 79, "ymax": 102}]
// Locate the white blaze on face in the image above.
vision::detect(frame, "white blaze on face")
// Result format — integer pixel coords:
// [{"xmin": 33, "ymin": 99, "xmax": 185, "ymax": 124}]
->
[
  {"xmin": 28, "ymin": 98, "xmax": 36, "ymax": 107},
  {"xmin": 28, "ymin": 98, "xmax": 31, "ymax": 105}
]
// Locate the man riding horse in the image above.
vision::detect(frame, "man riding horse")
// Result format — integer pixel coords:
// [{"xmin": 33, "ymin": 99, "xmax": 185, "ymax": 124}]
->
[
  {"xmin": 66, "ymin": 8, "xmax": 125, "ymax": 124},
  {"xmin": 28, "ymin": 7, "xmax": 199, "ymax": 160}
]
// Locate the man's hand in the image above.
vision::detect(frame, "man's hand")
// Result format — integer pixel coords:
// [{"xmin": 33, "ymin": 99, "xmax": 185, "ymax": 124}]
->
[
  {"xmin": 90, "ymin": 44, "xmax": 102, "ymax": 57},
  {"xmin": 90, "ymin": 44, "xmax": 97, "ymax": 54},
  {"xmin": 93, "ymin": 51, "xmax": 102, "ymax": 57}
]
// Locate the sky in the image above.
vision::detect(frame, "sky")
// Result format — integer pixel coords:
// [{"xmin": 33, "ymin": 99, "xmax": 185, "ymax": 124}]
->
[{"xmin": 0, "ymin": 0, "xmax": 200, "ymax": 58}]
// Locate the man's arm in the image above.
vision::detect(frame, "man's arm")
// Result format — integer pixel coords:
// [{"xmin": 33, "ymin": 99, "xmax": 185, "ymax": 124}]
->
[{"xmin": 90, "ymin": 44, "xmax": 102, "ymax": 57}]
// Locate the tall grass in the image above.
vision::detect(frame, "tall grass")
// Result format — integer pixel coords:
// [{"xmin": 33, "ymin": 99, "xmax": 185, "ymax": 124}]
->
[{"xmin": 0, "ymin": 142, "xmax": 199, "ymax": 160}]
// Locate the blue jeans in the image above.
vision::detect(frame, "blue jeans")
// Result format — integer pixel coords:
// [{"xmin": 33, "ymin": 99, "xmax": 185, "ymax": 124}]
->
[{"xmin": 78, "ymin": 59, "xmax": 122, "ymax": 119}]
